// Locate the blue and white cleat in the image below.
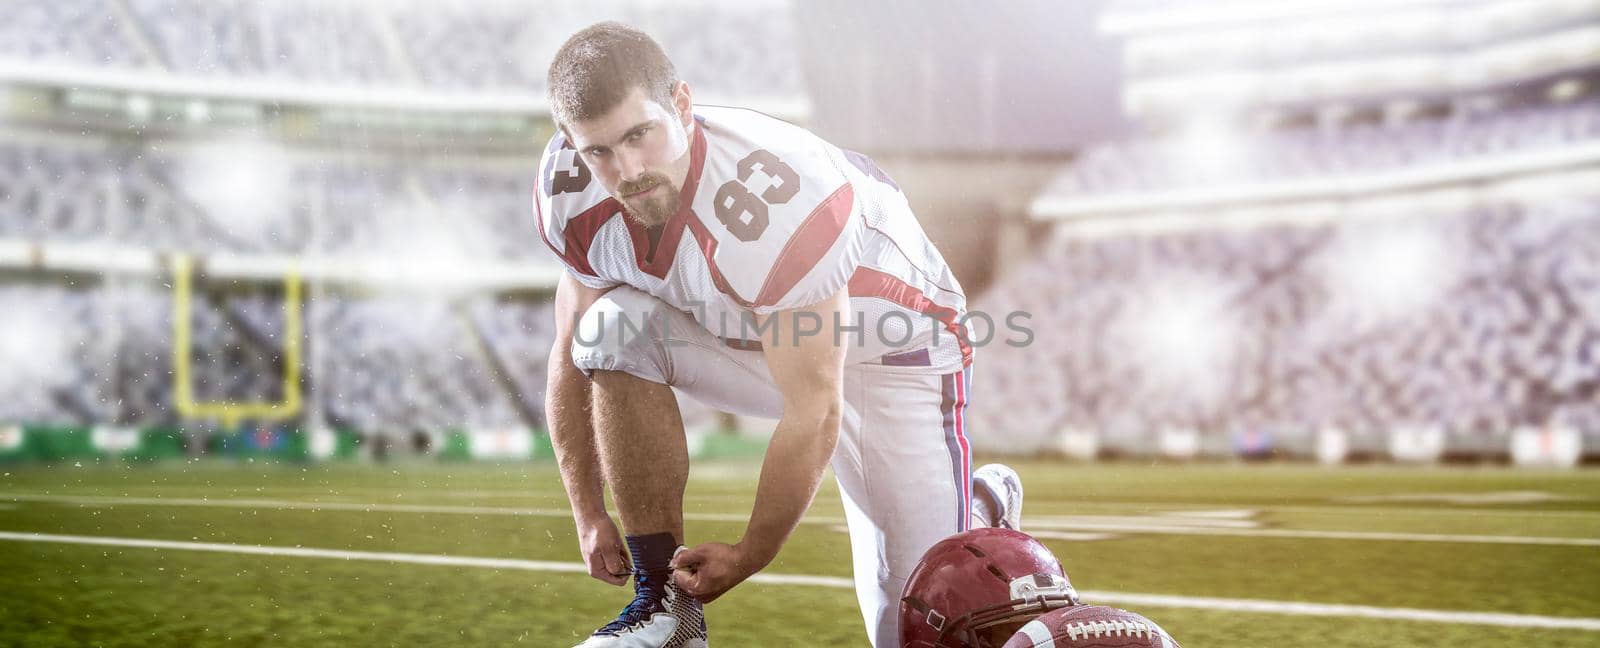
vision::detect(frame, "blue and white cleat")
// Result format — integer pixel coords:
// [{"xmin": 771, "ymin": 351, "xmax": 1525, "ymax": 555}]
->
[
  {"xmin": 972, "ymin": 463, "xmax": 1025, "ymax": 531},
  {"xmin": 574, "ymin": 569, "xmax": 708, "ymax": 647}
]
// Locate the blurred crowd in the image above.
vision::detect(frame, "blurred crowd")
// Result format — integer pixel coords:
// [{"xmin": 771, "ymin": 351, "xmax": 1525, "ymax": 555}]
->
[
  {"xmin": 0, "ymin": 135, "xmax": 553, "ymax": 262},
  {"xmin": 3, "ymin": 103, "xmax": 1597, "ymax": 449},
  {"xmin": 1, "ymin": 0, "xmax": 804, "ymax": 101},
  {"xmin": 973, "ymin": 195, "xmax": 1600, "ymax": 455},
  {"xmin": 1061, "ymin": 97, "xmax": 1600, "ymax": 196},
  {"xmin": 0, "ymin": 0, "xmax": 784, "ymax": 439},
  {"xmin": 0, "ymin": 283, "xmax": 559, "ymax": 435},
  {"xmin": 2, "ymin": 1, "xmax": 1595, "ymax": 458}
]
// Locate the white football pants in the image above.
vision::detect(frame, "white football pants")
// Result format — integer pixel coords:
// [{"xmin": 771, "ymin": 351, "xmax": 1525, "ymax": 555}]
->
[{"xmin": 571, "ymin": 286, "xmax": 973, "ymax": 648}]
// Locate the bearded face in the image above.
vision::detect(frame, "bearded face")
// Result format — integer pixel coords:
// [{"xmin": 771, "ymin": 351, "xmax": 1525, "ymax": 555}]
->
[
  {"xmin": 564, "ymin": 85, "xmax": 695, "ymax": 230},
  {"xmin": 615, "ymin": 171, "xmax": 680, "ymax": 227}
]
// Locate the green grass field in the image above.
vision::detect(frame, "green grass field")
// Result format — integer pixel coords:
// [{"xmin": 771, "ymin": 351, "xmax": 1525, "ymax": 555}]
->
[{"xmin": 2, "ymin": 460, "xmax": 1598, "ymax": 647}]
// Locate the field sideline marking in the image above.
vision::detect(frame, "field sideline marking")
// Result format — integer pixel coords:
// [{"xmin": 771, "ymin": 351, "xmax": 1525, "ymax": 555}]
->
[
  {"xmin": 1, "ymin": 530, "xmax": 1597, "ymax": 632},
  {"xmin": 5, "ymin": 493, "xmax": 1596, "ymax": 547}
]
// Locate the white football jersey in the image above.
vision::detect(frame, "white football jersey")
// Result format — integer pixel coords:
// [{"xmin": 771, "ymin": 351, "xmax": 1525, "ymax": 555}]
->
[{"xmin": 535, "ymin": 105, "xmax": 969, "ymax": 371}]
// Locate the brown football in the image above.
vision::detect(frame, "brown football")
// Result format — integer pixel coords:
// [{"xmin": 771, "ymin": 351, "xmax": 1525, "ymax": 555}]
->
[{"xmin": 1001, "ymin": 605, "xmax": 1181, "ymax": 648}]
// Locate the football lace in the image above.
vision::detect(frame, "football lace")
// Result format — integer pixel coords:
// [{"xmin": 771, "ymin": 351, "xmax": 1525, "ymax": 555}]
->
[{"xmin": 1063, "ymin": 619, "xmax": 1157, "ymax": 642}]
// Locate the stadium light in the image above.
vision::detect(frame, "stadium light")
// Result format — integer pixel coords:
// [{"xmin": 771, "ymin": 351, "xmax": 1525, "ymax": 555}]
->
[
  {"xmin": 1166, "ymin": 114, "xmax": 1251, "ymax": 179},
  {"xmin": 1547, "ymin": 77, "xmax": 1587, "ymax": 103},
  {"xmin": 1100, "ymin": 0, "xmax": 1449, "ymax": 35},
  {"xmin": 1119, "ymin": 275, "xmax": 1239, "ymax": 407},
  {"xmin": 125, "ymin": 95, "xmax": 153, "ymax": 123},
  {"xmin": 1317, "ymin": 217, "xmax": 1462, "ymax": 329},
  {"xmin": 178, "ymin": 133, "xmax": 294, "ymax": 248},
  {"xmin": 359, "ymin": 196, "xmax": 491, "ymax": 294},
  {"xmin": 0, "ymin": 292, "xmax": 76, "ymax": 403},
  {"xmin": 185, "ymin": 100, "xmax": 212, "ymax": 123}
]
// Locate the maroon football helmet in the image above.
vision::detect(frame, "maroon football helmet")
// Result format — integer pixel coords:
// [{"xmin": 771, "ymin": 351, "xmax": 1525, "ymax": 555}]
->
[{"xmin": 899, "ymin": 528, "xmax": 1081, "ymax": 648}]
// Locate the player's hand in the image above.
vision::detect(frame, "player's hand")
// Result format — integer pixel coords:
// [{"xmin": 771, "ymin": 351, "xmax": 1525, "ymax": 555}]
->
[
  {"xmin": 670, "ymin": 541, "xmax": 758, "ymax": 604},
  {"xmin": 576, "ymin": 514, "xmax": 631, "ymax": 586}
]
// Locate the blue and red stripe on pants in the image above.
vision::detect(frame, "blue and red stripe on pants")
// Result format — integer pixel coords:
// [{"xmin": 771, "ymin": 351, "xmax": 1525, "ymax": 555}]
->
[{"xmin": 939, "ymin": 365, "xmax": 973, "ymax": 532}]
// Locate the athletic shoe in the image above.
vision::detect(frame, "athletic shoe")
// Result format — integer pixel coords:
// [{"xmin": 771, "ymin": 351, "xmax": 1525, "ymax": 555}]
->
[
  {"xmin": 972, "ymin": 463, "xmax": 1024, "ymax": 530},
  {"xmin": 574, "ymin": 568, "xmax": 708, "ymax": 647}
]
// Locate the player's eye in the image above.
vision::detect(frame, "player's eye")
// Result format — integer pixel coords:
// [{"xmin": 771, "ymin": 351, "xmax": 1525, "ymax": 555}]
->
[{"xmin": 626, "ymin": 128, "xmax": 648, "ymax": 142}]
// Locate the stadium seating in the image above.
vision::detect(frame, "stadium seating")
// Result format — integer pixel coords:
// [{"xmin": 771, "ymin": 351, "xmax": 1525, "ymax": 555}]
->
[
  {"xmin": 0, "ymin": 283, "xmax": 558, "ymax": 434},
  {"xmin": 4, "ymin": 99, "xmax": 1596, "ymax": 453},
  {"xmin": 971, "ymin": 196, "xmax": 1600, "ymax": 456},
  {"xmin": 1, "ymin": 0, "xmax": 804, "ymax": 102},
  {"xmin": 4, "ymin": 1, "xmax": 1590, "ymax": 460},
  {"xmin": 388, "ymin": 3, "xmax": 542, "ymax": 91},
  {"xmin": 0, "ymin": 135, "xmax": 559, "ymax": 263},
  {"xmin": 0, "ymin": 0, "xmax": 151, "ymax": 68},
  {"xmin": 1058, "ymin": 98, "xmax": 1600, "ymax": 197},
  {"xmin": 309, "ymin": 294, "xmax": 534, "ymax": 433}
]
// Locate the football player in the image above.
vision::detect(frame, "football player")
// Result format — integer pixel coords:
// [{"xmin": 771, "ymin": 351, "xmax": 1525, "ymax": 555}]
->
[{"xmin": 536, "ymin": 22, "xmax": 1020, "ymax": 648}]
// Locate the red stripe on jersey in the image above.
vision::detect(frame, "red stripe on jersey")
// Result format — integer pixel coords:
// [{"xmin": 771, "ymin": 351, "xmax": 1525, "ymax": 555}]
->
[
  {"xmin": 532, "ymin": 135, "xmax": 610, "ymax": 280},
  {"xmin": 754, "ymin": 182, "xmax": 854, "ymax": 308},
  {"xmin": 532, "ymin": 187, "xmax": 556, "ymax": 264},
  {"xmin": 556, "ymin": 198, "xmax": 624, "ymax": 277},
  {"xmin": 536, "ymin": 122, "xmax": 709, "ymax": 282},
  {"xmin": 685, "ymin": 214, "xmax": 754, "ymax": 308},
  {"xmin": 848, "ymin": 267, "xmax": 973, "ymax": 366}
]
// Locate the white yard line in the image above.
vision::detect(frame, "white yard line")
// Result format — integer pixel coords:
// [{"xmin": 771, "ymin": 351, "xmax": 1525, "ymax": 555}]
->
[
  {"xmin": 1022, "ymin": 518, "xmax": 1600, "ymax": 547},
  {"xmin": 1022, "ymin": 502, "xmax": 1600, "ymax": 520},
  {"xmin": 1029, "ymin": 514, "xmax": 1263, "ymax": 529},
  {"xmin": 1165, "ymin": 509, "xmax": 1259, "ymax": 519},
  {"xmin": 6, "ymin": 492, "xmax": 1595, "ymax": 547},
  {"xmin": 1027, "ymin": 530, "xmax": 1120, "ymax": 542},
  {"xmin": 1337, "ymin": 492, "xmax": 1583, "ymax": 505},
  {"xmin": 0, "ymin": 530, "xmax": 589, "ymax": 574},
  {"xmin": 1075, "ymin": 591, "xmax": 1600, "ymax": 632},
  {"xmin": 1, "ymin": 530, "xmax": 1596, "ymax": 632}
]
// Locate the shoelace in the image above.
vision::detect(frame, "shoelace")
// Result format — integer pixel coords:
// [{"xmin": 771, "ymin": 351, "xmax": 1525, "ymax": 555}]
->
[{"xmin": 596, "ymin": 570, "xmax": 669, "ymax": 635}]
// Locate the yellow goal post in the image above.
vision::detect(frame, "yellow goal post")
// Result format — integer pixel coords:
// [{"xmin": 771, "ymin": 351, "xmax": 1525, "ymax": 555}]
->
[{"xmin": 169, "ymin": 254, "xmax": 303, "ymax": 429}]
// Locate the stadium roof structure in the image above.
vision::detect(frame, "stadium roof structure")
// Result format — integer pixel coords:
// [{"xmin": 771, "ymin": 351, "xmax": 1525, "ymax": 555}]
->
[
  {"xmin": 0, "ymin": 241, "xmax": 564, "ymax": 293},
  {"xmin": 1100, "ymin": 0, "xmax": 1600, "ymax": 121},
  {"xmin": 0, "ymin": 60, "xmax": 548, "ymax": 115},
  {"xmin": 1031, "ymin": 141, "xmax": 1600, "ymax": 224},
  {"xmin": 0, "ymin": 59, "xmax": 811, "ymax": 131},
  {"xmin": 1102, "ymin": 0, "xmax": 1493, "ymax": 34}
]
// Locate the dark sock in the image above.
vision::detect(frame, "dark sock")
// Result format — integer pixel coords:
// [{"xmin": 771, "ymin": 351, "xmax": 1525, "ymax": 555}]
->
[{"xmin": 625, "ymin": 532, "xmax": 679, "ymax": 575}]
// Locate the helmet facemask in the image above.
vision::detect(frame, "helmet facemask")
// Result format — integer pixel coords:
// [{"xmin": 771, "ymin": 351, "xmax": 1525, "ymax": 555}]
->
[{"xmin": 909, "ymin": 572, "xmax": 1081, "ymax": 647}]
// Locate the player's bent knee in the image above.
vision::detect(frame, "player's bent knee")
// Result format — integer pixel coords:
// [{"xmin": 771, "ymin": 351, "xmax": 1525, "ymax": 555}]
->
[
  {"xmin": 570, "ymin": 287, "xmax": 673, "ymax": 383},
  {"xmin": 587, "ymin": 367, "xmax": 666, "ymax": 392}
]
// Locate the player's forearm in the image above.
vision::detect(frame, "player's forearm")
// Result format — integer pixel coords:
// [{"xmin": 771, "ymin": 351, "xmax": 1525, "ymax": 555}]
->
[
  {"xmin": 739, "ymin": 400, "xmax": 841, "ymax": 568},
  {"xmin": 546, "ymin": 346, "xmax": 607, "ymax": 524}
]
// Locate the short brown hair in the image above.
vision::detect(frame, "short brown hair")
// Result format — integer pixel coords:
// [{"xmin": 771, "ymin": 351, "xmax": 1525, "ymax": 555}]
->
[{"xmin": 547, "ymin": 22, "xmax": 678, "ymax": 127}]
